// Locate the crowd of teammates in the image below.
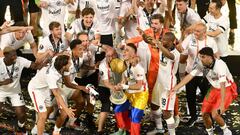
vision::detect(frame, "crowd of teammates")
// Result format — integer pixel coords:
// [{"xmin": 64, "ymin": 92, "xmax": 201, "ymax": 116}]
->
[{"xmin": 0, "ymin": 0, "xmax": 239, "ymax": 135}]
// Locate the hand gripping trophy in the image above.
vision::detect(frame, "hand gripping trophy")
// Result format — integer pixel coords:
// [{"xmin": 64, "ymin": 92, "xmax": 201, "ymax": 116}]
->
[{"xmin": 109, "ymin": 58, "xmax": 127, "ymax": 105}]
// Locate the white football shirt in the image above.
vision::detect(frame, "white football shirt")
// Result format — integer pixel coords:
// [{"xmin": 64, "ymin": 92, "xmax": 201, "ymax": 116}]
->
[
  {"xmin": 191, "ymin": 59, "xmax": 233, "ymax": 89},
  {"xmin": 181, "ymin": 34, "xmax": 218, "ymax": 75},
  {"xmin": 0, "ymin": 57, "xmax": 32, "ymax": 93},
  {"xmin": 202, "ymin": 13, "xmax": 229, "ymax": 57},
  {"xmin": 0, "ymin": 32, "xmax": 34, "ymax": 50}
]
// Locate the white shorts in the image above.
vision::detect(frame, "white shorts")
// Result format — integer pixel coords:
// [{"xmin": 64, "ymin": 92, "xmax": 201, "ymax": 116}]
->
[
  {"xmin": 0, "ymin": 91, "xmax": 25, "ymax": 106},
  {"xmin": 28, "ymin": 84, "xmax": 53, "ymax": 113},
  {"xmin": 151, "ymin": 83, "xmax": 176, "ymax": 111}
]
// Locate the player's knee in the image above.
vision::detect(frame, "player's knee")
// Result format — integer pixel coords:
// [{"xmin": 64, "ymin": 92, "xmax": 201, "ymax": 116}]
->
[
  {"xmin": 38, "ymin": 112, "xmax": 48, "ymax": 122},
  {"xmin": 202, "ymin": 113, "xmax": 210, "ymax": 120},
  {"xmin": 211, "ymin": 111, "xmax": 219, "ymax": 120},
  {"xmin": 60, "ymin": 110, "xmax": 68, "ymax": 119}
]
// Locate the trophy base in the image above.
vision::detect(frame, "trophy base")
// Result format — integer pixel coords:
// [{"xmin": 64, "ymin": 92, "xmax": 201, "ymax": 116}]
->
[{"xmin": 110, "ymin": 95, "xmax": 127, "ymax": 105}]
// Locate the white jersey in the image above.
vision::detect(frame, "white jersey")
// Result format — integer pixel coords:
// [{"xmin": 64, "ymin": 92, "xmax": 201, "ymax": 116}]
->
[
  {"xmin": 119, "ymin": 0, "xmax": 139, "ymax": 38},
  {"xmin": 67, "ymin": 18, "xmax": 100, "ymax": 41},
  {"xmin": 93, "ymin": 0, "xmax": 117, "ymax": 35},
  {"xmin": 156, "ymin": 48, "xmax": 180, "ymax": 90},
  {"xmin": 0, "ymin": 32, "xmax": 34, "ymax": 50},
  {"xmin": 221, "ymin": 2, "xmax": 229, "ymax": 18},
  {"xmin": 0, "ymin": 57, "xmax": 31, "ymax": 93},
  {"xmin": 137, "ymin": 41, "xmax": 150, "ymax": 73},
  {"xmin": 190, "ymin": 59, "xmax": 233, "ymax": 89},
  {"xmin": 181, "ymin": 34, "xmax": 218, "ymax": 75},
  {"xmin": 40, "ymin": 0, "xmax": 66, "ymax": 36},
  {"xmin": 81, "ymin": 48, "xmax": 95, "ymax": 76},
  {"xmin": 177, "ymin": 7, "xmax": 201, "ymax": 29},
  {"xmin": 152, "ymin": 48, "xmax": 179, "ymax": 110},
  {"xmin": 137, "ymin": 7, "xmax": 160, "ymax": 31},
  {"xmin": 123, "ymin": 63, "xmax": 148, "ymax": 93},
  {"xmin": 38, "ymin": 35, "xmax": 68, "ymax": 54},
  {"xmin": 98, "ymin": 58, "xmax": 116, "ymax": 87},
  {"xmin": 202, "ymin": 13, "xmax": 229, "ymax": 57},
  {"xmin": 30, "ymin": 64, "xmax": 62, "ymax": 89},
  {"xmin": 65, "ymin": 51, "xmax": 84, "ymax": 82}
]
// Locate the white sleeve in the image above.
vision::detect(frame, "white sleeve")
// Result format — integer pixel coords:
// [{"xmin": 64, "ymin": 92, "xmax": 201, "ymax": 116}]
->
[
  {"xmin": 135, "ymin": 65, "xmax": 145, "ymax": 80},
  {"xmin": 26, "ymin": 32, "xmax": 35, "ymax": 44},
  {"xmin": 202, "ymin": 13, "xmax": 210, "ymax": 24},
  {"xmin": 119, "ymin": 1, "xmax": 130, "ymax": 17},
  {"xmin": 46, "ymin": 73, "xmax": 59, "ymax": 89},
  {"xmin": 208, "ymin": 37, "xmax": 218, "ymax": 53},
  {"xmin": 172, "ymin": 49, "xmax": 180, "ymax": 62},
  {"xmin": 181, "ymin": 35, "xmax": 191, "ymax": 55},
  {"xmin": 190, "ymin": 68, "xmax": 201, "ymax": 76},
  {"xmin": 216, "ymin": 62, "xmax": 227, "ymax": 83},
  {"xmin": 19, "ymin": 57, "xmax": 32, "ymax": 68},
  {"xmin": 99, "ymin": 63, "xmax": 109, "ymax": 81},
  {"xmin": 217, "ymin": 17, "xmax": 230, "ymax": 33},
  {"xmin": 0, "ymin": 34, "xmax": 11, "ymax": 50},
  {"xmin": 38, "ymin": 38, "xmax": 48, "ymax": 53},
  {"xmin": 189, "ymin": 10, "xmax": 201, "ymax": 23}
]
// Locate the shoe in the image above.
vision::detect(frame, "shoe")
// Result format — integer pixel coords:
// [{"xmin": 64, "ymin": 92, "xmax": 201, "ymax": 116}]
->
[
  {"xmin": 110, "ymin": 129, "xmax": 127, "ymax": 135},
  {"xmin": 16, "ymin": 126, "xmax": 27, "ymax": 135},
  {"xmin": 147, "ymin": 128, "xmax": 165, "ymax": 135},
  {"xmin": 228, "ymin": 32, "xmax": 235, "ymax": 45},
  {"xmin": 223, "ymin": 128, "xmax": 232, "ymax": 135},
  {"xmin": 184, "ymin": 116, "xmax": 198, "ymax": 127},
  {"xmin": 31, "ymin": 125, "xmax": 37, "ymax": 135},
  {"xmin": 174, "ymin": 115, "xmax": 180, "ymax": 128},
  {"xmin": 31, "ymin": 125, "xmax": 49, "ymax": 135},
  {"xmin": 206, "ymin": 128, "xmax": 214, "ymax": 135}
]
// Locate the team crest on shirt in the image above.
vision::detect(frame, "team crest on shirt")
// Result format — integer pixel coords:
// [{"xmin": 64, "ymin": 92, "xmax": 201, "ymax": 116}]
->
[
  {"xmin": 39, "ymin": 44, "xmax": 44, "ymax": 50},
  {"xmin": 60, "ymin": 44, "xmax": 65, "ymax": 50},
  {"xmin": 56, "ymin": 1, "xmax": 62, "ymax": 6},
  {"xmin": 15, "ymin": 66, "xmax": 19, "ymax": 72},
  {"xmin": 39, "ymin": 105, "xmax": 43, "ymax": 110},
  {"xmin": 209, "ymin": 72, "xmax": 218, "ymax": 80},
  {"xmin": 100, "ymin": 71, "xmax": 104, "ymax": 76},
  {"xmin": 89, "ymin": 31, "xmax": 94, "ymax": 35},
  {"xmin": 190, "ymin": 37, "xmax": 197, "ymax": 47},
  {"xmin": 160, "ymin": 55, "xmax": 167, "ymax": 66}
]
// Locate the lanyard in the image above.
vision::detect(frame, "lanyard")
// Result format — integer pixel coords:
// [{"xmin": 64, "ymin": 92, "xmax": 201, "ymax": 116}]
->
[
  {"xmin": 196, "ymin": 37, "xmax": 207, "ymax": 56},
  {"xmin": 49, "ymin": 34, "xmax": 62, "ymax": 53},
  {"xmin": 72, "ymin": 53, "xmax": 80, "ymax": 72},
  {"xmin": 6, "ymin": 63, "xmax": 15, "ymax": 79}
]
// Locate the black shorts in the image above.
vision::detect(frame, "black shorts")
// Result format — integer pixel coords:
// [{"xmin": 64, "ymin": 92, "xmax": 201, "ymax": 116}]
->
[
  {"xmin": 28, "ymin": 0, "xmax": 40, "ymax": 13},
  {"xmin": 97, "ymin": 86, "xmax": 111, "ymax": 112},
  {"xmin": 75, "ymin": 70, "xmax": 99, "ymax": 88}
]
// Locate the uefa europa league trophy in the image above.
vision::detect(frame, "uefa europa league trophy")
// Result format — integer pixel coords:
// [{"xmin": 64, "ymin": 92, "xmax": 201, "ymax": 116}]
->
[{"xmin": 109, "ymin": 58, "xmax": 127, "ymax": 105}]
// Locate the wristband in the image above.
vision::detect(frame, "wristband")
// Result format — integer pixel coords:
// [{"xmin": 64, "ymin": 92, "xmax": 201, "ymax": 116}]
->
[{"xmin": 121, "ymin": 84, "xmax": 129, "ymax": 90}]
